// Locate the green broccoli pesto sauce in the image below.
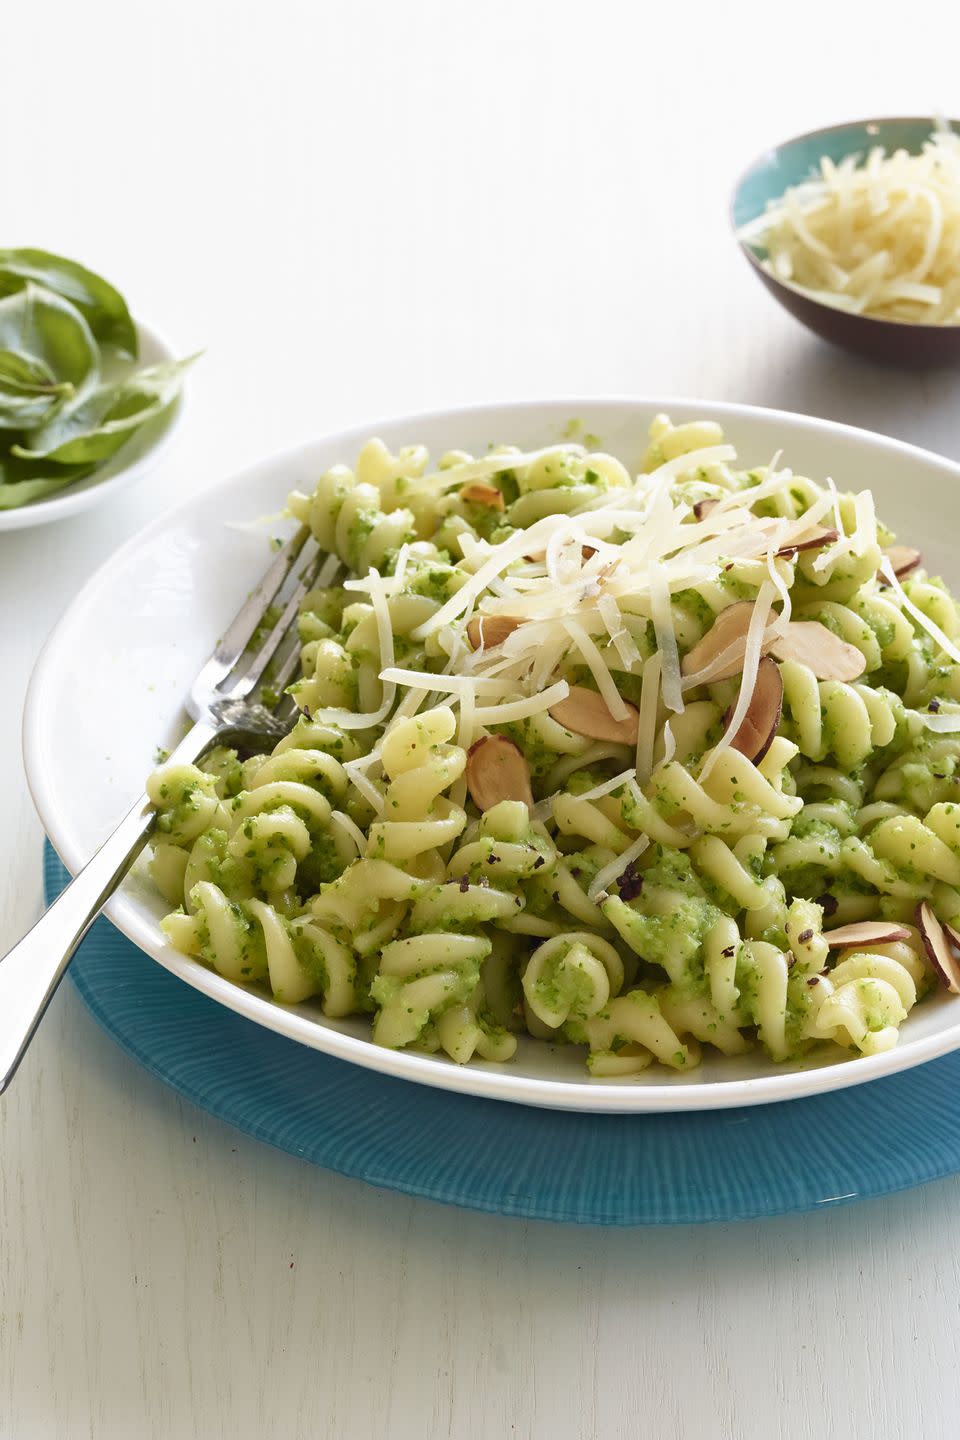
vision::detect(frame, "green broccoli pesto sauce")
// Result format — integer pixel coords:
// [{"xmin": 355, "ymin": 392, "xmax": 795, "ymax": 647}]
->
[{"xmin": 493, "ymin": 719, "xmax": 557, "ymax": 780}]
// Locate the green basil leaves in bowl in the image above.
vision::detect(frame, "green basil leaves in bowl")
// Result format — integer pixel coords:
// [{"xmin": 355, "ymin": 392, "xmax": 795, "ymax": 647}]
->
[{"xmin": 0, "ymin": 249, "xmax": 193, "ymax": 528}]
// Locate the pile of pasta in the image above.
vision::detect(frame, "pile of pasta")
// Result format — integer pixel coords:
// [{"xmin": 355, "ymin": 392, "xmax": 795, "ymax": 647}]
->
[{"xmin": 147, "ymin": 416, "xmax": 960, "ymax": 1076}]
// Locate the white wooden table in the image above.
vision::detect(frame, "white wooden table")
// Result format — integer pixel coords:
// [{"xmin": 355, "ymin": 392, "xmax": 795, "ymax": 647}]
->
[{"xmin": 3, "ymin": 5, "xmax": 960, "ymax": 1436}]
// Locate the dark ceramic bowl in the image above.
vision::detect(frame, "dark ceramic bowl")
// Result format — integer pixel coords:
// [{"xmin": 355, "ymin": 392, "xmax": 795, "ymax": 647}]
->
[{"xmin": 731, "ymin": 117, "xmax": 960, "ymax": 366}]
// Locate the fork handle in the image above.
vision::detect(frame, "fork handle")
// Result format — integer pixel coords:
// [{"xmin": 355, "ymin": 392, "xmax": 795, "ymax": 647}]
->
[{"xmin": 0, "ymin": 718, "xmax": 218, "ymax": 1094}]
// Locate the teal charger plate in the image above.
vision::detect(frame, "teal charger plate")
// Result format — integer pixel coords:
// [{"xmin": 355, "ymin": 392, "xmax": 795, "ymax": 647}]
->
[{"xmin": 46, "ymin": 845, "xmax": 960, "ymax": 1224}]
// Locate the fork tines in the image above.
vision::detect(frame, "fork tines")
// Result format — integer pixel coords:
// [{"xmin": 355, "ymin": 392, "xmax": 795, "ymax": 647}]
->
[{"xmin": 190, "ymin": 525, "xmax": 344, "ymax": 723}]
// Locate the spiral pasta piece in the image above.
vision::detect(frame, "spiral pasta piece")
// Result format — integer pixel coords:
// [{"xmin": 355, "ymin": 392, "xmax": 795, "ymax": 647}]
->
[
  {"xmin": 522, "ymin": 932, "xmax": 624, "ymax": 1029},
  {"xmin": 367, "ymin": 707, "xmax": 467, "ymax": 862}
]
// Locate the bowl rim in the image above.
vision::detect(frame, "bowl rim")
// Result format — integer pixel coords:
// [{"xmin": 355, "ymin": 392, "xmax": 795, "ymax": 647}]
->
[
  {"xmin": 22, "ymin": 393, "xmax": 960, "ymax": 1114},
  {"xmin": 0, "ymin": 316, "xmax": 186, "ymax": 531},
  {"xmin": 729, "ymin": 115, "xmax": 960, "ymax": 334}
]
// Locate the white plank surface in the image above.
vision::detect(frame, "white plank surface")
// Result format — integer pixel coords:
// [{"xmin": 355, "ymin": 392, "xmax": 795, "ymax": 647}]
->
[{"xmin": 3, "ymin": 3, "xmax": 960, "ymax": 1436}]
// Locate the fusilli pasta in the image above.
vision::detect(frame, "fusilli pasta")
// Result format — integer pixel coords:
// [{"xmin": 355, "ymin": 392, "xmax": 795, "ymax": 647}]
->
[{"xmin": 148, "ymin": 417, "xmax": 960, "ymax": 1076}]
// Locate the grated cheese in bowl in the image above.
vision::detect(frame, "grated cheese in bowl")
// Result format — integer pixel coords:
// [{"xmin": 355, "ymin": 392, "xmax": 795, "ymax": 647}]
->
[{"xmin": 738, "ymin": 125, "xmax": 960, "ymax": 325}]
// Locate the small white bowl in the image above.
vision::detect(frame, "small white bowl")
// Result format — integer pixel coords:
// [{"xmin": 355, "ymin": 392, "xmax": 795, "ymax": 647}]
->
[
  {"xmin": 0, "ymin": 319, "xmax": 185, "ymax": 532},
  {"xmin": 22, "ymin": 398, "xmax": 960, "ymax": 1113}
]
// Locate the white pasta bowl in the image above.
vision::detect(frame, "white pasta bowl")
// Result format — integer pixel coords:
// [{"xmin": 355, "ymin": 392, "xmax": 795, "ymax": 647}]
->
[{"xmin": 22, "ymin": 398, "xmax": 960, "ymax": 1113}]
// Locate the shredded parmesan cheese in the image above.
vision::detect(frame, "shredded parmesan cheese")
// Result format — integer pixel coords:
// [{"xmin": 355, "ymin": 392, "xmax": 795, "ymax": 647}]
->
[
  {"xmin": 739, "ymin": 126, "xmax": 960, "ymax": 324},
  {"xmin": 313, "ymin": 567, "xmax": 397, "ymax": 729},
  {"xmin": 921, "ymin": 711, "xmax": 960, "ymax": 733},
  {"xmin": 343, "ymin": 760, "xmax": 384, "ymax": 814},
  {"xmin": 378, "ymin": 668, "xmax": 512, "ymax": 695},
  {"xmin": 635, "ymin": 652, "xmax": 662, "ymax": 786},
  {"xmin": 880, "ymin": 559, "xmax": 960, "ymax": 666},
  {"xmin": 699, "ymin": 580, "xmax": 778, "ymax": 782},
  {"xmin": 472, "ymin": 680, "xmax": 570, "ymax": 726},
  {"xmin": 414, "ymin": 444, "xmax": 587, "ymax": 494},
  {"xmin": 330, "ymin": 810, "xmax": 367, "ymax": 854},
  {"xmin": 563, "ymin": 617, "xmax": 629, "ymax": 720},
  {"xmin": 575, "ymin": 768, "xmax": 637, "ymax": 802}
]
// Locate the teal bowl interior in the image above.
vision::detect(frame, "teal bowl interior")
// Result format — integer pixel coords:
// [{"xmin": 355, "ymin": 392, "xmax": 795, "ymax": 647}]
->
[{"xmin": 732, "ymin": 117, "xmax": 960, "ymax": 364}]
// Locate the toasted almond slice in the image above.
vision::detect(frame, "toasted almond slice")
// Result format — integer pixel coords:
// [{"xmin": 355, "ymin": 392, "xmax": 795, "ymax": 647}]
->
[
  {"xmin": 466, "ymin": 615, "xmax": 523, "ymax": 651},
  {"xmin": 917, "ymin": 901, "xmax": 960, "ymax": 993},
  {"xmin": 775, "ymin": 525, "xmax": 839, "ymax": 558},
  {"xmin": 693, "ymin": 497, "xmax": 720, "ymax": 520},
  {"xmin": 680, "ymin": 602, "xmax": 765, "ymax": 683},
  {"xmin": 549, "ymin": 685, "xmax": 639, "ymax": 744},
  {"xmin": 724, "ymin": 656, "xmax": 783, "ymax": 763},
  {"xmin": 883, "ymin": 545, "xmax": 922, "ymax": 579},
  {"xmin": 769, "ymin": 621, "xmax": 866, "ymax": 682},
  {"xmin": 824, "ymin": 921, "xmax": 913, "ymax": 949},
  {"xmin": 459, "ymin": 482, "xmax": 505, "ymax": 511},
  {"xmin": 466, "ymin": 735, "xmax": 534, "ymax": 812}
]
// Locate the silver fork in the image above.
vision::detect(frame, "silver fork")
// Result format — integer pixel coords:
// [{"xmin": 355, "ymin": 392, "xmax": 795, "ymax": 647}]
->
[{"xmin": 0, "ymin": 525, "xmax": 342, "ymax": 1093}]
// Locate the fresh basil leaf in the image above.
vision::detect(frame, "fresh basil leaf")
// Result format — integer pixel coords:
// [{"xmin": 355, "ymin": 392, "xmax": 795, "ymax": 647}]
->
[
  {"xmin": 0, "ymin": 349, "xmax": 56, "ymax": 387},
  {"xmin": 0, "ymin": 348, "xmax": 74, "ymax": 429},
  {"xmin": 0, "ymin": 454, "xmax": 95, "ymax": 509},
  {"xmin": 12, "ymin": 354, "xmax": 195, "ymax": 466},
  {"xmin": 0, "ymin": 248, "xmax": 137, "ymax": 357},
  {"xmin": 0, "ymin": 283, "xmax": 98, "ymax": 395}
]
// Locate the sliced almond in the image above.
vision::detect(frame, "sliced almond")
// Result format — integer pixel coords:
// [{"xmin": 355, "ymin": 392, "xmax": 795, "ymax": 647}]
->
[
  {"xmin": 769, "ymin": 621, "xmax": 866, "ymax": 682},
  {"xmin": 549, "ymin": 685, "xmax": 639, "ymax": 744},
  {"xmin": 693, "ymin": 498, "xmax": 720, "ymax": 521},
  {"xmin": 824, "ymin": 921, "xmax": 913, "ymax": 949},
  {"xmin": 775, "ymin": 526, "xmax": 839, "ymax": 559},
  {"xmin": 916, "ymin": 901, "xmax": 960, "ymax": 993},
  {"xmin": 724, "ymin": 656, "xmax": 783, "ymax": 763},
  {"xmin": 680, "ymin": 602, "xmax": 766, "ymax": 683},
  {"xmin": 459, "ymin": 482, "xmax": 505, "ymax": 511},
  {"xmin": 466, "ymin": 615, "xmax": 523, "ymax": 651},
  {"xmin": 465, "ymin": 735, "xmax": 534, "ymax": 812},
  {"xmin": 883, "ymin": 545, "xmax": 922, "ymax": 580}
]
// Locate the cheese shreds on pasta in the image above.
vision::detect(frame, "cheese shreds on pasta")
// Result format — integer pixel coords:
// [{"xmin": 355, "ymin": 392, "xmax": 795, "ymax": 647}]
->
[
  {"xmin": 575, "ymin": 768, "xmax": 638, "ymax": 803},
  {"xmin": 739, "ymin": 126, "xmax": 960, "ymax": 324},
  {"xmin": 330, "ymin": 809, "xmax": 367, "ymax": 854},
  {"xmin": 146, "ymin": 414, "xmax": 960, "ymax": 1081},
  {"xmin": 698, "ymin": 580, "xmax": 777, "ymax": 782}
]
